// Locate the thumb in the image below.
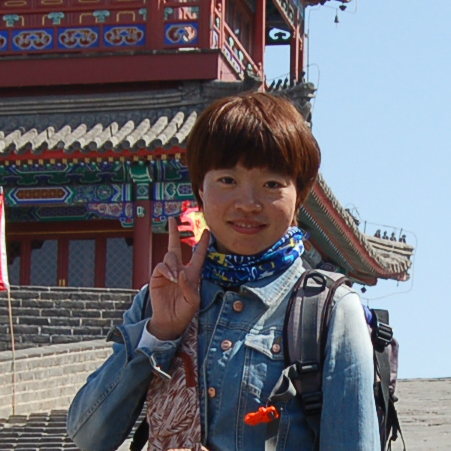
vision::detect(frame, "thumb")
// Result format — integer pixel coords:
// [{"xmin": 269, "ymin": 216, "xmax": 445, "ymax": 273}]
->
[{"xmin": 188, "ymin": 229, "xmax": 210, "ymax": 275}]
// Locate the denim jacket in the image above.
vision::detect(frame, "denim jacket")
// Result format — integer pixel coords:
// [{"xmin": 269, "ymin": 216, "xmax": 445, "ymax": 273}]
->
[{"xmin": 67, "ymin": 258, "xmax": 379, "ymax": 451}]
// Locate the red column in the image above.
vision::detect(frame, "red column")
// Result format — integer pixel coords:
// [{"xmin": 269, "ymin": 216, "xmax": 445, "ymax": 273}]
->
[
  {"xmin": 198, "ymin": 0, "xmax": 213, "ymax": 49},
  {"xmin": 133, "ymin": 198, "xmax": 152, "ymax": 289},
  {"xmin": 290, "ymin": 22, "xmax": 300, "ymax": 83},
  {"xmin": 254, "ymin": 0, "xmax": 266, "ymax": 81},
  {"xmin": 148, "ymin": 0, "xmax": 162, "ymax": 50}
]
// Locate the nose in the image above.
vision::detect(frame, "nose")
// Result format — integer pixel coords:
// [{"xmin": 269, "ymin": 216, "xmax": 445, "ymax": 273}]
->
[{"xmin": 234, "ymin": 186, "xmax": 262, "ymax": 212}]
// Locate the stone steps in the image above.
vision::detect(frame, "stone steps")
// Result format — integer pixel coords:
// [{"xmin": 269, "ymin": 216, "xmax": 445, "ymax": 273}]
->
[
  {"xmin": 0, "ymin": 287, "xmax": 137, "ymax": 351},
  {"xmin": 0, "ymin": 409, "xmax": 145, "ymax": 451}
]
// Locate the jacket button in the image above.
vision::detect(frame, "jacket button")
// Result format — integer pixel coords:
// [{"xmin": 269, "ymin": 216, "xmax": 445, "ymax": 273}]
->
[
  {"xmin": 208, "ymin": 387, "xmax": 216, "ymax": 398},
  {"xmin": 233, "ymin": 300, "xmax": 244, "ymax": 312},
  {"xmin": 221, "ymin": 340, "xmax": 233, "ymax": 351},
  {"xmin": 272, "ymin": 343, "xmax": 281, "ymax": 354}
]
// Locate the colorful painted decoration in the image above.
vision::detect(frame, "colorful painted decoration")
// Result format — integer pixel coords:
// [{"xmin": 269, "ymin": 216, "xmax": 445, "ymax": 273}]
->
[
  {"xmin": 8, "ymin": 187, "xmax": 70, "ymax": 205},
  {"xmin": 0, "ymin": 161, "xmax": 129, "ymax": 187},
  {"xmin": 153, "ymin": 182, "xmax": 194, "ymax": 201},
  {"xmin": 5, "ymin": 184, "xmax": 132, "ymax": 206},
  {"xmin": 151, "ymin": 159, "xmax": 190, "ymax": 182},
  {"xmin": 104, "ymin": 25, "xmax": 145, "ymax": 47},
  {"xmin": 87, "ymin": 201, "xmax": 133, "ymax": 224},
  {"xmin": 164, "ymin": 22, "xmax": 198, "ymax": 45},
  {"xmin": 223, "ymin": 45, "xmax": 243, "ymax": 76},
  {"xmin": 138, "ymin": 8, "xmax": 147, "ymax": 20},
  {"xmin": 12, "ymin": 29, "xmax": 53, "ymax": 51},
  {"xmin": 8, "ymin": 203, "xmax": 134, "ymax": 227},
  {"xmin": 267, "ymin": 27, "xmax": 292, "ymax": 45},
  {"xmin": 58, "ymin": 27, "xmax": 99, "ymax": 49},
  {"xmin": 3, "ymin": 15, "xmax": 20, "ymax": 28},
  {"xmin": 152, "ymin": 200, "xmax": 193, "ymax": 232},
  {"xmin": 93, "ymin": 10, "xmax": 110, "ymax": 23},
  {"xmin": 0, "ymin": 31, "xmax": 7, "ymax": 51},
  {"xmin": 47, "ymin": 12, "xmax": 65, "ymax": 26}
]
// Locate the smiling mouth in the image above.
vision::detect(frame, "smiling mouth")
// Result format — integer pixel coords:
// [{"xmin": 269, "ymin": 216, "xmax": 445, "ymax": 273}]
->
[{"xmin": 229, "ymin": 221, "xmax": 266, "ymax": 233}]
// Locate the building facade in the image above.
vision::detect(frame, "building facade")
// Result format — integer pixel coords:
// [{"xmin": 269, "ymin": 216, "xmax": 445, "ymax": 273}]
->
[{"xmin": 0, "ymin": 0, "xmax": 413, "ymax": 290}]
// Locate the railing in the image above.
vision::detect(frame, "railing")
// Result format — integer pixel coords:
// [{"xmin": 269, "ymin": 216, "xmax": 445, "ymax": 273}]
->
[{"xmin": 212, "ymin": 4, "xmax": 261, "ymax": 80}]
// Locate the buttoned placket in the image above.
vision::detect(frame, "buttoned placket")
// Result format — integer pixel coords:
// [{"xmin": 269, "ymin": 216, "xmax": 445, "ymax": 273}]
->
[
  {"xmin": 200, "ymin": 289, "xmax": 249, "ymax": 446},
  {"xmin": 200, "ymin": 290, "xmax": 226, "ymax": 445}
]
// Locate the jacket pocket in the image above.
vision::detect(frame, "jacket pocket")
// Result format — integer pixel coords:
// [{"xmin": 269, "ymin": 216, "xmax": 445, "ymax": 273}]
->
[{"xmin": 243, "ymin": 329, "xmax": 285, "ymax": 401}]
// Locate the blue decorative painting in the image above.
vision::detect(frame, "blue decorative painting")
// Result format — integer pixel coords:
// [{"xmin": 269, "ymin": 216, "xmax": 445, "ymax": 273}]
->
[
  {"xmin": 0, "ymin": 31, "xmax": 8, "ymax": 51},
  {"xmin": 12, "ymin": 29, "xmax": 53, "ymax": 51},
  {"xmin": 58, "ymin": 27, "xmax": 100, "ymax": 50},
  {"xmin": 164, "ymin": 22, "xmax": 198, "ymax": 45},
  {"xmin": 104, "ymin": 25, "xmax": 145, "ymax": 47}
]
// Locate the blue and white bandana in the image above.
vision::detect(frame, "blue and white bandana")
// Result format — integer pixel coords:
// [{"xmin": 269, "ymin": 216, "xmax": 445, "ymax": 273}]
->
[{"xmin": 202, "ymin": 227, "xmax": 304, "ymax": 287}]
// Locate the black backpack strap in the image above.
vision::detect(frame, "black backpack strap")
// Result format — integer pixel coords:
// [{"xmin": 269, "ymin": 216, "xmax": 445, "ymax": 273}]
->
[
  {"xmin": 130, "ymin": 285, "xmax": 151, "ymax": 451},
  {"xmin": 265, "ymin": 270, "xmax": 351, "ymax": 451},
  {"xmin": 372, "ymin": 309, "xmax": 391, "ymax": 449},
  {"xmin": 371, "ymin": 309, "xmax": 406, "ymax": 451},
  {"xmin": 141, "ymin": 284, "xmax": 152, "ymax": 320},
  {"xmin": 129, "ymin": 418, "xmax": 150, "ymax": 451}
]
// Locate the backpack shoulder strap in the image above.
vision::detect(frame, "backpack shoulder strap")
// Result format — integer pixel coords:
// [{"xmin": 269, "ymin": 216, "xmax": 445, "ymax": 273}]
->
[
  {"xmin": 265, "ymin": 270, "xmax": 351, "ymax": 451},
  {"xmin": 289, "ymin": 270, "xmax": 351, "ymax": 449},
  {"xmin": 141, "ymin": 284, "xmax": 152, "ymax": 320}
]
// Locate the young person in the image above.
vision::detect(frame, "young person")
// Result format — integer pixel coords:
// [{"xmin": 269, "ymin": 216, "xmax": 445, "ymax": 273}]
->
[{"xmin": 67, "ymin": 92, "xmax": 379, "ymax": 451}]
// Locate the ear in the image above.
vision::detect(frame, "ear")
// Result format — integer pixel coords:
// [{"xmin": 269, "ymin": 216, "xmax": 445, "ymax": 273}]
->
[{"xmin": 198, "ymin": 187, "xmax": 204, "ymax": 202}]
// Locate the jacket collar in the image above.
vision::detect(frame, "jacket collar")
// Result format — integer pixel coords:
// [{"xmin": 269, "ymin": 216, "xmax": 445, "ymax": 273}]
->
[
  {"xmin": 200, "ymin": 257, "xmax": 305, "ymax": 310},
  {"xmin": 241, "ymin": 257, "xmax": 305, "ymax": 307}
]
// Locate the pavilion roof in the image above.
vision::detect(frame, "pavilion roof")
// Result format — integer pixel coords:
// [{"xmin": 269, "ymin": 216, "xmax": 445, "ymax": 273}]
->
[
  {"xmin": 300, "ymin": 173, "xmax": 414, "ymax": 285},
  {"xmin": 0, "ymin": 79, "xmax": 314, "ymax": 160},
  {"xmin": 0, "ymin": 79, "xmax": 413, "ymax": 284}
]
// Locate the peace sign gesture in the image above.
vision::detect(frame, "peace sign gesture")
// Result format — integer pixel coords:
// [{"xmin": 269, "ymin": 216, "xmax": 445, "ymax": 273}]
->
[{"xmin": 147, "ymin": 217, "xmax": 210, "ymax": 341}]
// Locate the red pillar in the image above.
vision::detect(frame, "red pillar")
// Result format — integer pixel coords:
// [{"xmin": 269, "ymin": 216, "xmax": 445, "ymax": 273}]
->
[
  {"xmin": 290, "ymin": 23, "xmax": 301, "ymax": 83},
  {"xmin": 133, "ymin": 198, "xmax": 152, "ymax": 289},
  {"xmin": 148, "ymin": 0, "xmax": 162, "ymax": 49},
  {"xmin": 198, "ymin": 0, "xmax": 213, "ymax": 49},
  {"xmin": 254, "ymin": 0, "xmax": 266, "ymax": 81}
]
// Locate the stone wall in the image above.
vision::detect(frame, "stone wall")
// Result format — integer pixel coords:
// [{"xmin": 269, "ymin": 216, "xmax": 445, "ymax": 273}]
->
[
  {"xmin": 0, "ymin": 286, "xmax": 138, "ymax": 351},
  {"xmin": 0, "ymin": 339, "xmax": 112, "ymax": 419}
]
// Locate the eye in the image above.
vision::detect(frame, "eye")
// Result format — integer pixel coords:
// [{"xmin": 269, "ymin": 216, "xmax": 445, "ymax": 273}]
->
[
  {"xmin": 219, "ymin": 176, "xmax": 235, "ymax": 185},
  {"xmin": 265, "ymin": 180, "xmax": 283, "ymax": 189}
]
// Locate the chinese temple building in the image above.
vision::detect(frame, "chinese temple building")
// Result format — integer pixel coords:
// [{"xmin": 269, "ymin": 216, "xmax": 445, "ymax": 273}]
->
[{"xmin": 0, "ymin": 0, "xmax": 414, "ymax": 290}]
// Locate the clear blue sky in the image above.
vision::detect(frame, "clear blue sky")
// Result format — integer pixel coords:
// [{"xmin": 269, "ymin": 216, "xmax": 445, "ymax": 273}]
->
[{"xmin": 266, "ymin": 1, "xmax": 450, "ymax": 379}]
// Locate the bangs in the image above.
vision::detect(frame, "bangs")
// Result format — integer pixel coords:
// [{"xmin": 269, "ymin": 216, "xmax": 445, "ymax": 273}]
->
[
  {"xmin": 187, "ymin": 92, "xmax": 320, "ymax": 208},
  {"xmin": 200, "ymin": 98, "xmax": 300, "ymax": 178}
]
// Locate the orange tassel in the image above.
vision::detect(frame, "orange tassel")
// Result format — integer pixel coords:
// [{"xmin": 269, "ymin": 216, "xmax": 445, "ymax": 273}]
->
[{"xmin": 244, "ymin": 406, "xmax": 280, "ymax": 426}]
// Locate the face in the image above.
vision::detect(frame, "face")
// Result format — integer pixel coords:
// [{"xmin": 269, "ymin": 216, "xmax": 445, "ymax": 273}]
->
[{"xmin": 199, "ymin": 164, "xmax": 298, "ymax": 255}]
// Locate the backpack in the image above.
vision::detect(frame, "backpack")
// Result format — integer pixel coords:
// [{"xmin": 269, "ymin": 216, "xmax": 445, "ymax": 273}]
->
[{"xmin": 245, "ymin": 269, "xmax": 405, "ymax": 451}]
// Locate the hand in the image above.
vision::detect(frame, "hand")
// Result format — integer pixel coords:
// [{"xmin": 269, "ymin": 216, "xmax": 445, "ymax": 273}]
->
[{"xmin": 148, "ymin": 216, "xmax": 210, "ymax": 341}]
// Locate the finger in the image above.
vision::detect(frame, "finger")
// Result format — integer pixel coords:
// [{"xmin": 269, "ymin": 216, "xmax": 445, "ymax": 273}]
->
[
  {"xmin": 167, "ymin": 216, "xmax": 182, "ymax": 260},
  {"xmin": 178, "ymin": 270, "xmax": 201, "ymax": 310},
  {"xmin": 163, "ymin": 251, "xmax": 180, "ymax": 280},
  {"xmin": 188, "ymin": 228, "xmax": 210, "ymax": 274},
  {"xmin": 151, "ymin": 262, "xmax": 178, "ymax": 284}
]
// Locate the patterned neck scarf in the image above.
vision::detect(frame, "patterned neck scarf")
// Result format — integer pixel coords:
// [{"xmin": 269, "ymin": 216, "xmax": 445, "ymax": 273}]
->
[{"xmin": 202, "ymin": 227, "xmax": 304, "ymax": 287}]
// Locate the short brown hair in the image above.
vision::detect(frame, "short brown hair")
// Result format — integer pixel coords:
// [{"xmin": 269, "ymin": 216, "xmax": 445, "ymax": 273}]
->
[{"xmin": 187, "ymin": 92, "xmax": 321, "ymax": 208}]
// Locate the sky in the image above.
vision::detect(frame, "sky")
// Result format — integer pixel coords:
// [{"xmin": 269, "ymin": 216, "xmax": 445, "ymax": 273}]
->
[{"xmin": 266, "ymin": 1, "xmax": 450, "ymax": 379}]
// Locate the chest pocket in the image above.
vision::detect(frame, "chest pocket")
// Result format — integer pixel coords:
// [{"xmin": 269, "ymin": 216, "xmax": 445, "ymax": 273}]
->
[{"xmin": 243, "ymin": 329, "xmax": 285, "ymax": 401}]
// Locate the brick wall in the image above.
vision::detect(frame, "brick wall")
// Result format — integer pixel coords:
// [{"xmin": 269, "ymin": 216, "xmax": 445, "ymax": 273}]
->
[
  {"xmin": 0, "ymin": 340, "xmax": 112, "ymax": 418},
  {"xmin": 0, "ymin": 286, "xmax": 138, "ymax": 351}
]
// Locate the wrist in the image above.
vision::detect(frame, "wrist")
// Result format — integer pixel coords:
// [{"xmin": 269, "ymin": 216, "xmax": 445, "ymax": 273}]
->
[{"xmin": 147, "ymin": 320, "xmax": 180, "ymax": 341}]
